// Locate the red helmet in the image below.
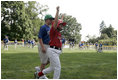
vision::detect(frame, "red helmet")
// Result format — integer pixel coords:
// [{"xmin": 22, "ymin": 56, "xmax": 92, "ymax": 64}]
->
[{"xmin": 57, "ymin": 19, "xmax": 66, "ymax": 28}]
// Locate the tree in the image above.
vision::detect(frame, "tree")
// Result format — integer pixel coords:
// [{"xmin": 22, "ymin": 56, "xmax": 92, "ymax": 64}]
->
[
  {"xmin": 1, "ymin": 1, "xmax": 26, "ymax": 40},
  {"xmin": 101, "ymin": 24, "xmax": 116, "ymax": 38},
  {"xmin": 60, "ymin": 14, "xmax": 82, "ymax": 43},
  {"xmin": 24, "ymin": 1, "xmax": 48, "ymax": 40},
  {"xmin": 99, "ymin": 20, "xmax": 106, "ymax": 34},
  {"xmin": 87, "ymin": 35, "xmax": 98, "ymax": 43},
  {"xmin": 1, "ymin": 1, "xmax": 48, "ymax": 41},
  {"xmin": 99, "ymin": 33, "xmax": 109, "ymax": 39},
  {"xmin": 87, "ymin": 20, "xmax": 117, "ymax": 45},
  {"xmin": 99, "ymin": 24, "xmax": 117, "ymax": 45}
]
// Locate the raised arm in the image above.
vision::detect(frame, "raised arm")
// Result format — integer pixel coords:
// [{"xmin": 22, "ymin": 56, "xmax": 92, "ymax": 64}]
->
[
  {"xmin": 61, "ymin": 14, "xmax": 64, "ymax": 22},
  {"xmin": 53, "ymin": 6, "xmax": 59, "ymax": 29}
]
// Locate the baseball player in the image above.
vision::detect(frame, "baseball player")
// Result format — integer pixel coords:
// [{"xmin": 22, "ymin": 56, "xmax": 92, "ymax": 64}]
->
[
  {"xmin": 14, "ymin": 39, "xmax": 17, "ymax": 49},
  {"xmin": 3, "ymin": 36, "xmax": 9, "ymax": 50},
  {"xmin": 98, "ymin": 42, "xmax": 103, "ymax": 53},
  {"xmin": 31, "ymin": 39, "xmax": 35, "ymax": 48},
  {"xmin": 28, "ymin": 39, "xmax": 31, "ymax": 48},
  {"xmin": 37, "ymin": 6, "xmax": 66, "ymax": 79},
  {"xmin": 34, "ymin": 14, "xmax": 54, "ymax": 79},
  {"xmin": 21, "ymin": 39, "xmax": 24, "ymax": 47},
  {"xmin": 61, "ymin": 36, "xmax": 66, "ymax": 48},
  {"xmin": 95, "ymin": 42, "xmax": 98, "ymax": 51}
]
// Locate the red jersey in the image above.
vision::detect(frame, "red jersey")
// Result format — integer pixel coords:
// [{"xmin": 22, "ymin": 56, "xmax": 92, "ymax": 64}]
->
[{"xmin": 49, "ymin": 24, "xmax": 62, "ymax": 48}]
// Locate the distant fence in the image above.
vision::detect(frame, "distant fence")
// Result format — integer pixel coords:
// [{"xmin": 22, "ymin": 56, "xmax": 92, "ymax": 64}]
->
[
  {"xmin": 64, "ymin": 44, "xmax": 117, "ymax": 50},
  {"xmin": 85, "ymin": 45, "xmax": 117, "ymax": 50},
  {"xmin": 102, "ymin": 46, "xmax": 117, "ymax": 50},
  {"xmin": 1, "ymin": 41, "xmax": 117, "ymax": 50},
  {"xmin": 1, "ymin": 41, "xmax": 38, "ymax": 45}
]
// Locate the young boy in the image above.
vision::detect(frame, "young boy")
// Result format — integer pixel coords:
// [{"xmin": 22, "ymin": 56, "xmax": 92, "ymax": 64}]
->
[{"xmin": 37, "ymin": 6, "xmax": 66, "ymax": 79}]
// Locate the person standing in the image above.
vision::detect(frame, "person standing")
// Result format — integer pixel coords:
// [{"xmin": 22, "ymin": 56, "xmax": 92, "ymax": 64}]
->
[
  {"xmin": 38, "ymin": 6, "xmax": 66, "ymax": 79},
  {"xmin": 38, "ymin": 14, "xmax": 54, "ymax": 70},
  {"xmin": 98, "ymin": 42, "xmax": 103, "ymax": 53},
  {"xmin": 3, "ymin": 36, "xmax": 9, "ymax": 50},
  {"xmin": 31, "ymin": 39, "xmax": 35, "ymax": 48},
  {"xmin": 95, "ymin": 42, "xmax": 98, "ymax": 51},
  {"xmin": 28, "ymin": 39, "xmax": 31, "ymax": 48},
  {"xmin": 34, "ymin": 14, "xmax": 54, "ymax": 79},
  {"xmin": 14, "ymin": 39, "xmax": 17, "ymax": 49},
  {"xmin": 61, "ymin": 36, "xmax": 66, "ymax": 48},
  {"xmin": 22, "ymin": 39, "xmax": 24, "ymax": 47}
]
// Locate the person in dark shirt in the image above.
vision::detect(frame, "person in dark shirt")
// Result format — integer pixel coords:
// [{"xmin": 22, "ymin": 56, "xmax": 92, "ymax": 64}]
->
[
  {"xmin": 61, "ymin": 36, "xmax": 66, "ymax": 48},
  {"xmin": 98, "ymin": 42, "xmax": 103, "ymax": 53},
  {"xmin": 95, "ymin": 42, "xmax": 98, "ymax": 51},
  {"xmin": 3, "ymin": 36, "xmax": 9, "ymax": 50},
  {"xmin": 34, "ymin": 14, "xmax": 54, "ymax": 79},
  {"xmin": 14, "ymin": 39, "xmax": 17, "ymax": 49}
]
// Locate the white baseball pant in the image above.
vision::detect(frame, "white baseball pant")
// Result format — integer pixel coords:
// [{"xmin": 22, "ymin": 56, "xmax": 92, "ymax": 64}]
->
[{"xmin": 43, "ymin": 48, "xmax": 62, "ymax": 79}]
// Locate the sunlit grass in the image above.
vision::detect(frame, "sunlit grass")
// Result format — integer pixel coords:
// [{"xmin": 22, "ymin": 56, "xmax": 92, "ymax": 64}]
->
[{"xmin": 1, "ymin": 45, "xmax": 117, "ymax": 79}]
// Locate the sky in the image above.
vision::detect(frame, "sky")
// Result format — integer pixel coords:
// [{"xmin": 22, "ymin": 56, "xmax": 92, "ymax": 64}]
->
[
  {"xmin": 38, "ymin": 0, "xmax": 118, "ymax": 41},
  {"xmin": 0, "ymin": 0, "xmax": 118, "ymax": 41}
]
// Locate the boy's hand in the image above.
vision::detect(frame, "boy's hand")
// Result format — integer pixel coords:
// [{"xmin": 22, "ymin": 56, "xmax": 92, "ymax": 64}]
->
[
  {"xmin": 56, "ymin": 6, "xmax": 59, "ymax": 11},
  {"xmin": 42, "ymin": 47, "xmax": 46, "ymax": 53},
  {"xmin": 61, "ymin": 14, "xmax": 64, "ymax": 21}
]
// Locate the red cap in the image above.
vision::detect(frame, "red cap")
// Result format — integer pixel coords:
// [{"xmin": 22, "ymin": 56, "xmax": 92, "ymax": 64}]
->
[{"xmin": 57, "ymin": 19, "xmax": 66, "ymax": 28}]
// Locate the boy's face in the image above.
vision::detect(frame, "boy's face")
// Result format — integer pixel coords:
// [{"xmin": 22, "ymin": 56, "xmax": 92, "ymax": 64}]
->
[
  {"xmin": 5, "ymin": 36, "xmax": 8, "ymax": 39},
  {"xmin": 46, "ymin": 19, "xmax": 53, "ymax": 25},
  {"xmin": 57, "ymin": 24, "xmax": 63, "ymax": 31}
]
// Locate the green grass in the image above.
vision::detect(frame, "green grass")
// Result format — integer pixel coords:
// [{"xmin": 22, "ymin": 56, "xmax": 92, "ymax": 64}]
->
[{"xmin": 1, "ymin": 45, "xmax": 117, "ymax": 79}]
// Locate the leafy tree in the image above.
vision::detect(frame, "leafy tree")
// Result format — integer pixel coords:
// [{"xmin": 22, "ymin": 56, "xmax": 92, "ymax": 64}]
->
[
  {"xmin": 86, "ymin": 20, "xmax": 117, "ymax": 45},
  {"xmin": 101, "ymin": 24, "xmax": 116, "ymax": 38},
  {"xmin": 1, "ymin": 1, "xmax": 48, "ymax": 41},
  {"xmin": 1, "ymin": 1, "xmax": 26, "ymax": 40},
  {"xmin": 99, "ymin": 20, "xmax": 106, "ymax": 34},
  {"xmin": 60, "ymin": 14, "xmax": 82, "ymax": 43},
  {"xmin": 24, "ymin": 1, "xmax": 48, "ymax": 40},
  {"xmin": 99, "ymin": 33, "xmax": 109, "ymax": 39},
  {"xmin": 87, "ymin": 35, "xmax": 99, "ymax": 44},
  {"xmin": 87, "ymin": 38, "xmax": 98, "ymax": 44},
  {"xmin": 86, "ymin": 34, "xmax": 90, "ymax": 39}
]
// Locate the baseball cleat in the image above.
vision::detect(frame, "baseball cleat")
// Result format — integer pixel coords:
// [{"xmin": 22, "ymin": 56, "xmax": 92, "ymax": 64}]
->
[
  {"xmin": 39, "ymin": 75, "xmax": 48, "ymax": 79},
  {"xmin": 34, "ymin": 72, "xmax": 39, "ymax": 79},
  {"xmin": 34, "ymin": 66, "xmax": 40, "ymax": 79},
  {"xmin": 34, "ymin": 66, "xmax": 48, "ymax": 79}
]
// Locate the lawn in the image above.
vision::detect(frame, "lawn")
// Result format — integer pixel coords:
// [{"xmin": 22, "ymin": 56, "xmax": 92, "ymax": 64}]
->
[{"xmin": 1, "ymin": 45, "xmax": 117, "ymax": 79}]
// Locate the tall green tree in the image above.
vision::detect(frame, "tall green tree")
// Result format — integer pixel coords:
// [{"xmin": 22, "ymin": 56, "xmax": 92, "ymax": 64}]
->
[
  {"xmin": 99, "ymin": 33, "xmax": 109, "ymax": 39},
  {"xmin": 60, "ymin": 14, "xmax": 82, "ymax": 43},
  {"xmin": 24, "ymin": 1, "xmax": 48, "ymax": 40},
  {"xmin": 86, "ymin": 19, "xmax": 117, "ymax": 45},
  {"xmin": 1, "ymin": 1, "xmax": 26, "ymax": 40},
  {"xmin": 1, "ymin": 1, "xmax": 48, "ymax": 41},
  {"xmin": 101, "ymin": 24, "xmax": 116, "ymax": 38},
  {"xmin": 99, "ymin": 20, "xmax": 106, "ymax": 34}
]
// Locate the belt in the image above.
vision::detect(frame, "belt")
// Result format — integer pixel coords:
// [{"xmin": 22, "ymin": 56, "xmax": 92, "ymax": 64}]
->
[{"xmin": 50, "ymin": 46, "xmax": 62, "ymax": 50}]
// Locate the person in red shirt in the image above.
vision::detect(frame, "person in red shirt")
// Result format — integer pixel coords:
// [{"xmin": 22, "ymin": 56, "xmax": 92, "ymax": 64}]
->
[{"xmin": 37, "ymin": 6, "xmax": 66, "ymax": 79}]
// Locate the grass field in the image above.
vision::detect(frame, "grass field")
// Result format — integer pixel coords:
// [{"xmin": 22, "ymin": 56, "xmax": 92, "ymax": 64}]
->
[{"xmin": 1, "ymin": 45, "xmax": 117, "ymax": 79}]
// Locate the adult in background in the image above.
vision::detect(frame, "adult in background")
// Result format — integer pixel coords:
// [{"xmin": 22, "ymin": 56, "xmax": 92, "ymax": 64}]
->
[
  {"xmin": 61, "ymin": 36, "xmax": 66, "ymax": 48},
  {"xmin": 28, "ymin": 39, "xmax": 31, "ymax": 48},
  {"xmin": 95, "ymin": 42, "xmax": 98, "ymax": 51},
  {"xmin": 98, "ymin": 42, "xmax": 103, "ymax": 53},
  {"xmin": 24, "ymin": 40, "xmax": 27, "ymax": 47},
  {"xmin": 3, "ymin": 36, "xmax": 9, "ymax": 50},
  {"xmin": 14, "ymin": 39, "xmax": 17, "ymax": 49},
  {"xmin": 22, "ymin": 39, "xmax": 24, "ymax": 47},
  {"xmin": 31, "ymin": 39, "xmax": 35, "ymax": 48}
]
